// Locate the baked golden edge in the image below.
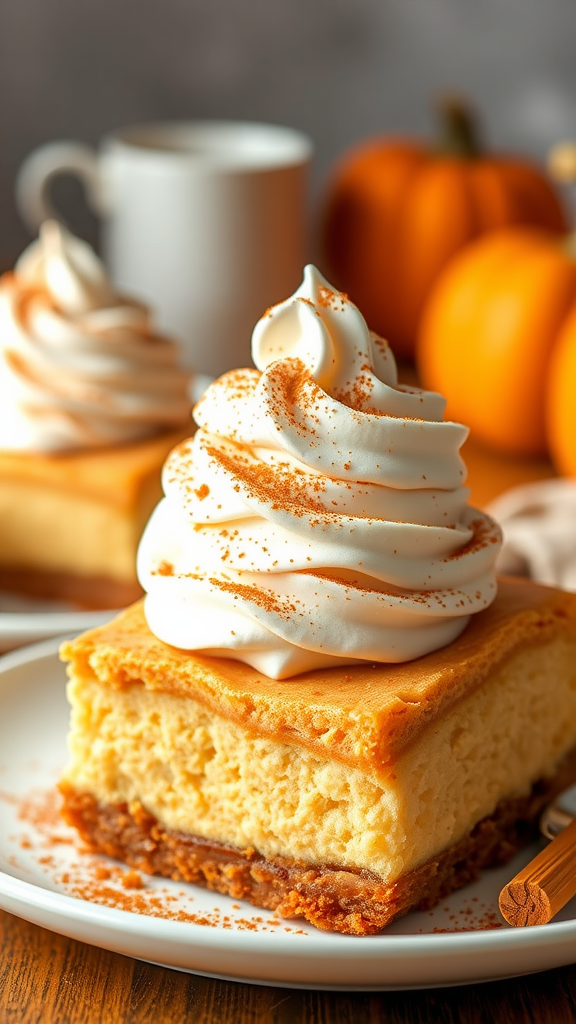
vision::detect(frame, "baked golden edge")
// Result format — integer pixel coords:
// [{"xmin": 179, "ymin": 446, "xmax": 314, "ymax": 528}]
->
[{"xmin": 59, "ymin": 578, "xmax": 576, "ymax": 773}]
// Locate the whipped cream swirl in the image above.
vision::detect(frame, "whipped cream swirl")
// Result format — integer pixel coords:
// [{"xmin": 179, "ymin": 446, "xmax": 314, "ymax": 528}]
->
[
  {"xmin": 0, "ymin": 221, "xmax": 191, "ymax": 451},
  {"xmin": 138, "ymin": 266, "xmax": 501, "ymax": 679}
]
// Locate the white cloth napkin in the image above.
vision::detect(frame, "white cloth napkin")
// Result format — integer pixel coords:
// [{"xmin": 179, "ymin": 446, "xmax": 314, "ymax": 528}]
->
[{"xmin": 487, "ymin": 479, "xmax": 576, "ymax": 592}]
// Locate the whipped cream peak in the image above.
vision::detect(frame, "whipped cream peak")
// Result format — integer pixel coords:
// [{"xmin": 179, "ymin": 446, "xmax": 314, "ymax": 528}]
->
[
  {"xmin": 252, "ymin": 264, "xmax": 445, "ymax": 421},
  {"xmin": 0, "ymin": 221, "xmax": 191, "ymax": 452},
  {"xmin": 139, "ymin": 266, "xmax": 501, "ymax": 679},
  {"xmin": 252, "ymin": 264, "xmax": 375, "ymax": 390},
  {"xmin": 16, "ymin": 220, "xmax": 115, "ymax": 316}
]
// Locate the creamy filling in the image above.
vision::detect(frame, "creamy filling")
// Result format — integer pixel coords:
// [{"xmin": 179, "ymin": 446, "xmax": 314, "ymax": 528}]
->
[
  {"xmin": 138, "ymin": 266, "xmax": 501, "ymax": 678},
  {"xmin": 0, "ymin": 221, "xmax": 191, "ymax": 452},
  {"xmin": 62, "ymin": 634, "xmax": 576, "ymax": 878},
  {"xmin": 0, "ymin": 477, "xmax": 157, "ymax": 580}
]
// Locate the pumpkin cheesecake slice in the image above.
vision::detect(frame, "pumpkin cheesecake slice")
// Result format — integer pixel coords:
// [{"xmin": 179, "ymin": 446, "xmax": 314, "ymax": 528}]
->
[
  {"xmin": 60, "ymin": 267, "xmax": 570, "ymax": 935},
  {"xmin": 0, "ymin": 430, "xmax": 186, "ymax": 608},
  {"xmin": 59, "ymin": 578, "xmax": 576, "ymax": 935},
  {"xmin": 0, "ymin": 221, "xmax": 191, "ymax": 608}
]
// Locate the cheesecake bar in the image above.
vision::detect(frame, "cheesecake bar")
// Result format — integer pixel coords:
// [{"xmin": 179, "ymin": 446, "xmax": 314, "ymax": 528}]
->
[
  {"xmin": 59, "ymin": 577, "xmax": 576, "ymax": 934},
  {"xmin": 0, "ymin": 220, "xmax": 192, "ymax": 609},
  {"xmin": 0, "ymin": 430, "xmax": 185, "ymax": 608}
]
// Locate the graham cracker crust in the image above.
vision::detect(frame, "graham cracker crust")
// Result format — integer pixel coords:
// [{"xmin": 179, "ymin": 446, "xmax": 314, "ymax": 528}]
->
[
  {"xmin": 0, "ymin": 567, "xmax": 142, "ymax": 610},
  {"xmin": 59, "ymin": 746, "xmax": 576, "ymax": 936}
]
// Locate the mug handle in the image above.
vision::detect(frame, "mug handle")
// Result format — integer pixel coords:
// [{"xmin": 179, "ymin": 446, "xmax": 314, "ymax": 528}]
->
[{"xmin": 16, "ymin": 140, "xmax": 105, "ymax": 233}]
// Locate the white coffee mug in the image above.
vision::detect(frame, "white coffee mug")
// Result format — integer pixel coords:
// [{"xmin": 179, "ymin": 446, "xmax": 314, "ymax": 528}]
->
[{"xmin": 16, "ymin": 121, "xmax": 313, "ymax": 376}]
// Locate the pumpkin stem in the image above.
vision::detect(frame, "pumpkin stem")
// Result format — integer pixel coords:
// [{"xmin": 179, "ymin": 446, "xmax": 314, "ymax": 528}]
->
[{"xmin": 438, "ymin": 97, "xmax": 482, "ymax": 158}]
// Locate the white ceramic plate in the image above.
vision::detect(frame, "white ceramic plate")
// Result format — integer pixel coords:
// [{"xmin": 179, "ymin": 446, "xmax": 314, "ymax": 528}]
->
[
  {"xmin": 0, "ymin": 592, "xmax": 115, "ymax": 652},
  {"xmin": 2, "ymin": 640, "xmax": 576, "ymax": 991}
]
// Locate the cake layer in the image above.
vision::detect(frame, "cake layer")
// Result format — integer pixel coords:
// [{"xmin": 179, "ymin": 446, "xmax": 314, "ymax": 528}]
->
[
  {"xmin": 60, "ymin": 745, "xmax": 576, "ymax": 936},
  {"xmin": 0, "ymin": 480, "xmax": 153, "ymax": 581},
  {"xmin": 61, "ymin": 578, "xmax": 576, "ymax": 882},
  {"xmin": 0, "ymin": 430, "xmax": 185, "ymax": 585}
]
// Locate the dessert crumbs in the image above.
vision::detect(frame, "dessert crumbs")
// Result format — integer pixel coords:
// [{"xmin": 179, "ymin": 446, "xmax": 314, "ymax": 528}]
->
[
  {"xmin": 420, "ymin": 899, "xmax": 503, "ymax": 933},
  {"xmin": 0, "ymin": 786, "xmax": 307, "ymax": 934},
  {"xmin": 429, "ymin": 908, "xmax": 503, "ymax": 933},
  {"xmin": 122, "ymin": 870, "xmax": 144, "ymax": 890}
]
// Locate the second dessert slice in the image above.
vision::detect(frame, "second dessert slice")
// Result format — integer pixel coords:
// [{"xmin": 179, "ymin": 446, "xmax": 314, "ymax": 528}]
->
[{"xmin": 0, "ymin": 221, "xmax": 191, "ymax": 607}]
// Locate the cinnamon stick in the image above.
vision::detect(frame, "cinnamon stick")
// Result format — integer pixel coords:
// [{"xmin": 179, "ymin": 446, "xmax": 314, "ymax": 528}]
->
[{"xmin": 499, "ymin": 817, "xmax": 576, "ymax": 926}]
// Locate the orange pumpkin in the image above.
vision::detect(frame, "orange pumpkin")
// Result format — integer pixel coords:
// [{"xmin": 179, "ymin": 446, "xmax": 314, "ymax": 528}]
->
[
  {"xmin": 321, "ymin": 101, "xmax": 567, "ymax": 360},
  {"xmin": 417, "ymin": 226, "xmax": 576, "ymax": 456}
]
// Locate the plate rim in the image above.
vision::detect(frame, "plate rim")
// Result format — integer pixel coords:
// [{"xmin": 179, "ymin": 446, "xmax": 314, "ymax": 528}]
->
[
  {"xmin": 3, "ymin": 858, "xmax": 576, "ymax": 958},
  {"xmin": 0, "ymin": 609, "xmax": 116, "ymax": 641}
]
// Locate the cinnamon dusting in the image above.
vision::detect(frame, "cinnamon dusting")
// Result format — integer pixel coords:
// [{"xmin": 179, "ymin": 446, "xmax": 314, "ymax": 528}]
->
[{"xmin": 0, "ymin": 786, "xmax": 307, "ymax": 934}]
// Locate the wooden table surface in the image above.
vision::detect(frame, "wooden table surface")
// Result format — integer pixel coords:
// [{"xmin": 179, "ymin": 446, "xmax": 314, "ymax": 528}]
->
[
  {"xmin": 2, "ymin": 906, "xmax": 576, "ymax": 1023},
  {"xmin": 1, "ymin": 429, "xmax": 570, "ymax": 1022}
]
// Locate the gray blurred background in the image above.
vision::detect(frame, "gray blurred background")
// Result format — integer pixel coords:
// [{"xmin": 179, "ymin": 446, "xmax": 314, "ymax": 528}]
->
[{"xmin": 1, "ymin": 0, "xmax": 576, "ymax": 260}]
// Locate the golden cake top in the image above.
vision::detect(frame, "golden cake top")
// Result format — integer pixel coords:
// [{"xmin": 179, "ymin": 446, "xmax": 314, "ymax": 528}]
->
[
  {"xmin": 61, "ymin": 577, "xmax": 576, "ymax": 775},
  {"xmin": 0, "ymin": 429, "xmax": 187, "ymax": 510}
]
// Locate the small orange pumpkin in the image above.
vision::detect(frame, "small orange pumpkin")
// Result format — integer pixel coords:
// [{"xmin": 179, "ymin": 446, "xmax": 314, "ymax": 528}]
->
[
  {"xmin": 417, "ymin": 226, "xmax": 576, "ymax": 456},
  {"xmin": 321, "ymin": 100, "xmax": 567, "ymax": 360}
]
